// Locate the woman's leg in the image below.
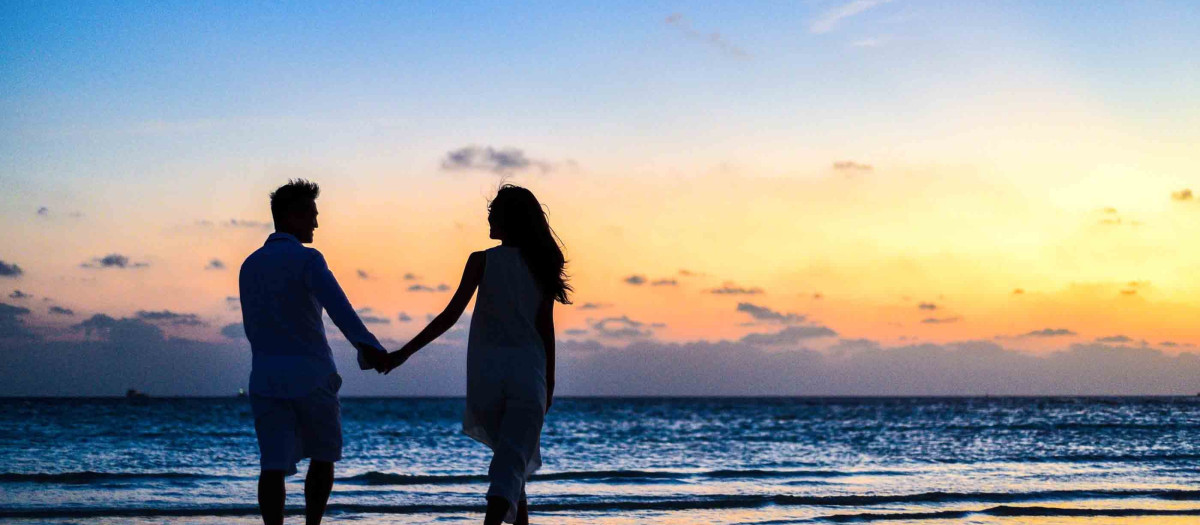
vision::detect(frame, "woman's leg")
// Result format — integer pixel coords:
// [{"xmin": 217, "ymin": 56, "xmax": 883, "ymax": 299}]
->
[
  {"xmin": 514, "ymin": 498, "xmax": 529, "ymax": 525},
  {"xmin": 484, "ymin": 395, "xmax": 544, "ymax": 524},
  {"xmin": 484, "ymin": 496, "xmax": 510, "ymax": 525}
]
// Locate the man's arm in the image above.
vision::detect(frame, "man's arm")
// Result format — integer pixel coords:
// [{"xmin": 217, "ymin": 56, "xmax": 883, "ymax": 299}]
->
[
  {"xmin": 536, "ymin": 295, "xmax": 555, "ymax": 412},
  {"xmin": 306, "ymin": 252, "xmax": 387, "ymax": 371}
]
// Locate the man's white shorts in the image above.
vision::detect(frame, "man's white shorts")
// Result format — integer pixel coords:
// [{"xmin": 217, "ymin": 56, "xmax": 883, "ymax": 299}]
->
[{"xmin": 250, "ymin": 374, "xmax": 343, "ymax": 475}]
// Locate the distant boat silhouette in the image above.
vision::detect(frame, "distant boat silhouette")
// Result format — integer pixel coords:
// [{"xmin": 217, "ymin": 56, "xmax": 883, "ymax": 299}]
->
[{"xmin": 125, "ymin": 389, "xmax": 149, "ymax": 399}]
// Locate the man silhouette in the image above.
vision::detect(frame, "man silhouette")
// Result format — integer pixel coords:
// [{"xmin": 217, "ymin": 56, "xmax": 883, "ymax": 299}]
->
[{"xmin": 238, "ymin": 179, "xmax": 387, "ymax": 525}]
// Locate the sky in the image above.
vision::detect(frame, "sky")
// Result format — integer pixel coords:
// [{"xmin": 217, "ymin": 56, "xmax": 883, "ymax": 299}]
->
[{"xmin": 2, "ymin": 1, "xmax": 1199, "ymax": 396}]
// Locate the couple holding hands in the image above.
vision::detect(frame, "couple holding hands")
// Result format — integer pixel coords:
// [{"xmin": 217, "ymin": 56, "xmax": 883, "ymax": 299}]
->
[{"xmin": 239, "ymin": 180, "xmax": 569, "ymax": 525}]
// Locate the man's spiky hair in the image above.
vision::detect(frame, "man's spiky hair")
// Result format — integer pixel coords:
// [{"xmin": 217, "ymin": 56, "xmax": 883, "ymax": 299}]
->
[{"xmin": 269, "ymin": 179, "xmax": 320, "ymax": 222}]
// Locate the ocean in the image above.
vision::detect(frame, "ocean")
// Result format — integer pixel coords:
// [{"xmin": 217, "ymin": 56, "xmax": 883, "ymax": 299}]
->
[{"xmin": 1, "ymin": 397, "xmax": 1198, "ymax": 524}]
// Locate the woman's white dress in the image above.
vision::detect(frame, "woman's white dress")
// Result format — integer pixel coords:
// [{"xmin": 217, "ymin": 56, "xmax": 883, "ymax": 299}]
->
[{"xmin": 463, "ymin": 246, "xmax": 547, "ymax": 522}]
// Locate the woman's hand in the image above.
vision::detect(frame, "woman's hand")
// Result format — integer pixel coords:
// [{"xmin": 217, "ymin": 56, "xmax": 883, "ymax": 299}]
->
[{"xmin": 383, "ymin": 349, "xmax": 411, "ymax": 374}]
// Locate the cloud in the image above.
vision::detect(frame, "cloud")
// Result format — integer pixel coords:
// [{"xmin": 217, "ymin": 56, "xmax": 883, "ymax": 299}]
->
[
  {"xmin": 407, "ymin": 283, "xmax": 451, "ymax": 293},
  {"xmin": 82, "ymin": 254, "xmax": 148, "ymax": 269},
  {"xmin": 403, "ymin": 273, "xmax": 418, "ymax": 281},
  {"xmin": 678, "ymin": 269, "xmax": 698, "ymax": 276},
  {"xmin": 357, "ymin": 269, "xmax": 370, "ymax": 279},
  {"xmin": 810, "ymin": 0, "xmax": 894, "ymax": 34},
  {"xmin": 592, "ymin": 316, "xmax": 654, "ymax": 339},
  {"xmin": 851, "ymin": 37, "xmax": 885, "ymax": 48},
  {"xmin": 136, "ymin": 310, "xmax": 205, "ymax": 326},
  {"xmin": 205, "ymin": 259, "xmax": 225, "ymax": 270},
  {"xmin": 220, "ymin": 322, "xmax": 245, "ymax": 339},
  {"xmin": 1023, "ymin": 328, "xmax": 1077, "ymax": 337},
  {"xmin": 922, "ymin": 317, "xmax": 961, "ymax": 324},
  {"xmin": 225, "ymin": 219, "xmax": 272, "ymax": 230},
  {"xmin": 0, "ymin": 302, "xmax": 35, "ymax": 339},
  {"xmin": 0, "ymin": 261, "xmax": 24, "ymax": 278},
  {"xmin": 397, "ymin": 312, "xmax": 412, "ymax": 322},
  {"xmin": 440, "ymin": 146, "xmax": 550, "ymax": 174},
  {"xmin": 9, "ymin": 290, "xmax": 31, "ymax": 300},
  {"xmin": 736, "ymin": 302, "xmax": 806, "ymax": 324},
  {"xmin": 918, "ymin": 302, "xmax": 938, "ymax": 310},
  {"xmin": 577, "ymin": 302, "xmax": 610, "ymax": 310},
  {"xmin": 74, "ymin": 314, "xmax": 164, "ymax": 343},
  {"xmin": 623, "ymin": 275, "xmax": 647, "ymax": 285},
  {"xmin": 833, "ymin": 160, "xmax": 873, "ymax": 172},
  {"xmin": 651, "ymin": 279, "xmax": 678, "ymax": 286},
  {"xmin": 36, "ymin": 206, "xmax": 49, "ymax": 216},
  {"xmin": 1171, "ymin": 189, "xmax": 1193, "ymax": 201},
  {"xmin": 1012, "ymin": 288, "xmax": 1025, "ymax": 295},
  {"xmin": 1096, "ymin": 335, "xmax": 1133, "ymax": 343},
  {"xmin": 564, "ymin": 328, "xmax": 589, "ymax": 336},
  {"xmin": 664, "ymin": 13, "xmax": 749, "ymax": 59},
  {"xmin": 5, "ymin": 311, "xmax": 1200, "ymax": 396},
  {"xmin": 709, "ymin": 283, "xmax": 764, "ymax": 295},
  {"xmin": 355, "ymin": 307, "xmax": 391, "ymax": 325},
  {"xmin": 553, "ymin": 339, "xmax": 1200, "ymax": 396},
  {"xmin": 48, "ymin": 306, "xmax": 74, "ymax": 316},
  {"xmin": 740, "ymin": 325, "xmax": 838, "ymax": 345}
]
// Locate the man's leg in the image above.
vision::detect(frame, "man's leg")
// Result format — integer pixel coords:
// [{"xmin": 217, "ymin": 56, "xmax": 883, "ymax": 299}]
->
[
  {"xmin": 305, "ymin": 460, "xmax": 335, "ymax": 525},
  {"xmin": 259, "ymin": 469, "xmax": 286, "ymax": 525}
]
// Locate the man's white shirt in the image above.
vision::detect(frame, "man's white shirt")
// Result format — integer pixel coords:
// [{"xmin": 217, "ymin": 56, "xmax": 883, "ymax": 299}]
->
[{"xmin": 239, "ymin": 232, "xmax": 382, "ymax": 398}]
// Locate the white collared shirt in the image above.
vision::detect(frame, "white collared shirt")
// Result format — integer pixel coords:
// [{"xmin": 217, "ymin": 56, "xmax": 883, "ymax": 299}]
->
[{"xmin": 239, "ymin": 232, "xmax": 382, "ymax": 398}]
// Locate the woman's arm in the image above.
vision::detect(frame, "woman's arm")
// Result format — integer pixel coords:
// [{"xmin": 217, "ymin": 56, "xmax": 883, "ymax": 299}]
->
[
  {"xmin": 536, "ymin": 295, "xmax": 555, "ymax": 411},
  {"xmin": 385, "ymin": 251, "xmax": 485, "ymax": 373}
]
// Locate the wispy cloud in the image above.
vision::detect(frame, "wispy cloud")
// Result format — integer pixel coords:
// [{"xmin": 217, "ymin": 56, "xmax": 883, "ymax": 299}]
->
[
  {"xmin": 709, "ymin": 283, "xmax": 764, "ymax": 295},
  {"xmin": 851, "ymin": 37, "xmax": 886, "ymax": 48},
  {"xmin": 48, "ymin": 306, "xmax": 74, "ymax": 316},
  {"xmin": 736, "ymin": 302, "xmax": 806, "ymax": 324},
  {"xmin": 9, "ymin": 290, "xmax": 31, "ymax": 300},
  {"xmin": 205, "ymin": 259, "xmax": 225, "ymax": 270},
  {"xmin": 740, "ymin": 324, "xmax": 838, "ymax": 345},
  {"xmin": 1172, "ymin": 188, "xmax": 1193, "ymax": 201},
  {"xmin": 136, "ymin": 310, "xmax": 205, "ymax": 326},
  {"xmin": 1023, "ymin": 328, "xmax": 1077, "ymax": 338},
  {"xmin": 355, "ymin": 307, "xmax": 391, "ymax": 325},
  {"xmin": 810, "ymin": 0, "xmax": 894, "ymax": 34},
  {"xmin": 0, "ymin": 261, "xmax": 23, "ymax": 278},
  {"xmin": 441, "ymin": 145, "xmax": 552, "ymax": 175},
  {"xmin": 592, "ymin": 316, "xmax": 654, "ymax": 339},
  {"xmin": 833, "ymin": 160, "xmax": 873, "ymax": 172},
  {"xmin": 664, "ymin": 13, "xmax": 749, "ymax": 59},
  {"xmin": 408, "ymin": 284, "xmax": 451, "ymax": 293},
  {"xmin": 81, "ymin": 254, "xmax": 148, "ymax": 269}
]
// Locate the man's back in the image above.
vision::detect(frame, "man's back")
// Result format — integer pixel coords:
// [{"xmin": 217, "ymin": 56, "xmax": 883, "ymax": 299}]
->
[{"xmin": 240, "ymin": 232, "xmax": 378, "ymax": 398}]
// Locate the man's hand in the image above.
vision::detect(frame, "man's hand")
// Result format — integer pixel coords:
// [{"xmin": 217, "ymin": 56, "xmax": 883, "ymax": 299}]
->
[{"xmin": 354, "ymin": 342, "xmax": 390, "ymax": 373}]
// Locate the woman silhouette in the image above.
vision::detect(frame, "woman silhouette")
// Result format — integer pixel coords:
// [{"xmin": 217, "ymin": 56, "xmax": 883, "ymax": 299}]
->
[{"xmin": 385, "ymin": 184, "xmax": 571, "ymax": 524}]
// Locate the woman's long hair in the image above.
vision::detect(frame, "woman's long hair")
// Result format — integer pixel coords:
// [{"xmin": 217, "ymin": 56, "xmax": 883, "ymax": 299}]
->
[{"xmin": 488, "ymin": 184, "xmax": 572, "ymax": 304}]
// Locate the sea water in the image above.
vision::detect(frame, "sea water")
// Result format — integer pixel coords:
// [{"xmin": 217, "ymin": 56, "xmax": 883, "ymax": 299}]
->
[{"xmin": 2, "ymin": 397, "xmax": 1199, "ymax": 524}]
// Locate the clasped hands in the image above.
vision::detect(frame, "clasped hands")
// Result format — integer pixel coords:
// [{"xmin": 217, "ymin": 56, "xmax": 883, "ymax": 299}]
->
[{"xmin": 354, "ymin": 342, "xmax": 413, "ymax": 375}]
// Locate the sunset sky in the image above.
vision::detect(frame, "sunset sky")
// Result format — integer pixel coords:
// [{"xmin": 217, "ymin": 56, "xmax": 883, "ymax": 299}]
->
[{"xmin": 3, "ymin": 1, "xmax": 1199, "ymax": 395}]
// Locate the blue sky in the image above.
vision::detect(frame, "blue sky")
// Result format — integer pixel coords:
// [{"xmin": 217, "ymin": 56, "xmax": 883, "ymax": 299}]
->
[{"xmin": 2, "ymin": 1, "xmax": 1199, "ymax": 395}]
